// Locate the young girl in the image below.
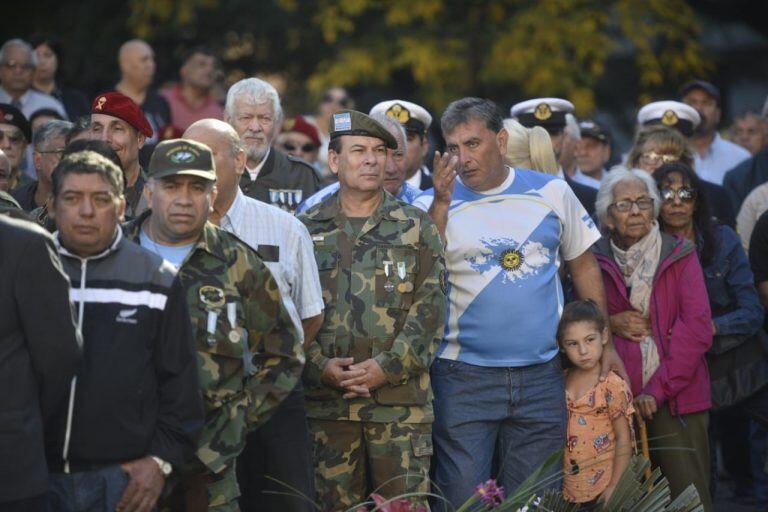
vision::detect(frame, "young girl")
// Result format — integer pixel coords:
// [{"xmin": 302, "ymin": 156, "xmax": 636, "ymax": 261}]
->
[{"xmin": 559, "ymin": 300, "xmax": 635, "ymax": 506}]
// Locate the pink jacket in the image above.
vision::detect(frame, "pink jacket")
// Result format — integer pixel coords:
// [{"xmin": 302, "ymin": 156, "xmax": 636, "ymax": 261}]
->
[{"xmin": 592, "ymin": 233, "xmax": 712, "ymax": 416}]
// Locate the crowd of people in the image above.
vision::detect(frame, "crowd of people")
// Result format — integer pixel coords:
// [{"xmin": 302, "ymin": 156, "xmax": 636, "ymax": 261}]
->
[{"xmin": 2, "ymin": 33, "xmax": 768, "ymax": 512}]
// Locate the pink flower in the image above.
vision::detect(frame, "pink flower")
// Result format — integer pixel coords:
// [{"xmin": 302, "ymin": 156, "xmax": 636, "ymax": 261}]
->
[
  {"xmin": 366, "ymin": 493, "xmax": 428, "ymax": 512},
  {"xmin": 475, "ymin": 479, "xmax": 505, "ymax": 507}
]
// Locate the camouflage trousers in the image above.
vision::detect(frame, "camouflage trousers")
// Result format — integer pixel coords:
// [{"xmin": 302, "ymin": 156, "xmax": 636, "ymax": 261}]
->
[
  {"xmin": 309, "ymin": 419, "xmax": 433, "ymax": 512},
  {"xmin": 160, "ymin": 460, "xmax": 240, "ymax": 512}
]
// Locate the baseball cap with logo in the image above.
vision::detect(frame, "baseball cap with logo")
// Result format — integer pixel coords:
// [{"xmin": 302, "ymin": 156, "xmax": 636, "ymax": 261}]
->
[
  {"xmin": 578, "ymin": 119, "xmax": 610, "ymax": 143},
  {"xmin": 148, "ymin": 139, "xmax": 216, "ymax": 181}
]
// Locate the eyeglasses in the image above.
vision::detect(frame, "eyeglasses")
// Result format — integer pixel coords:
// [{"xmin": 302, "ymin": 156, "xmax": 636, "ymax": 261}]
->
[
  {"xmin": 36, "ymin": 148, "xmax": 66, "ymax": 157},
  {"xmin": 660, "ymin": 187, "xmax": 697, "ymax": 203},
  {"xmin": 609, "ymin": 197, "xmax": 654, "ymax": 212},
  {"xmin": 1, "ymin": 60, "xmax": 34, "ymax": 71},
  {"xmin": 0, "ymin": 130, "xmax": 25, "ymax": 146},
  {"xmin": 640, "ymin": 151, "xmax": 679, "ymax": 166},
  {"xmin": 282, "ymin": 142, "xmax": 316, "ymax": 153},
  {"xmin": 322, "ymin": 93, "xmax": 350, "ymax": 107}
]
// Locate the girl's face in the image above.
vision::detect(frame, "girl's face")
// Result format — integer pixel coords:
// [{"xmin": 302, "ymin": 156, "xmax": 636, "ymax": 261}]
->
[{"xmin": 560, "ymin": 321, "xmax": 607, "ymax": 371}]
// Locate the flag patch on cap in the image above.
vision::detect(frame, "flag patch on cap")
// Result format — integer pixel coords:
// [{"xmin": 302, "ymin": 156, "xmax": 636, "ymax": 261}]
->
[{"xmin": 333, "ymin": 112, "xmax": 352, "ymax": 131}]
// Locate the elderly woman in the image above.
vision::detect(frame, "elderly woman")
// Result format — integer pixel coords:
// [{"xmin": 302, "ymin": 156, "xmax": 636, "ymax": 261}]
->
[
  {"xmin": 593, "ymin": 167, "xmax": 713, "ymax": 510},
  {"xmin": 626, "ymin": 125, "xmax": 735, "ymax": 227}
]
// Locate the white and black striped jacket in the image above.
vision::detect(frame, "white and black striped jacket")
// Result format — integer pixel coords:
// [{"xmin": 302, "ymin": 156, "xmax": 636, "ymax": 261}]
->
[{"xmin": 46, "ymin": 229, "xmax": 204, "ymax": 473}]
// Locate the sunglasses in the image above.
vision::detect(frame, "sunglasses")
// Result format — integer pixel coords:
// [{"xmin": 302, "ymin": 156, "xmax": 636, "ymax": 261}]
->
[
  {"xmin": 283, "ymin": 142, "xmax": 316, "ymax": 153},
  {"xmin": 322, "ymin": 93, "xmax": 350, "ymax": 107},
  {"xmin": 660, "ymin": 187, "xmax": 697, "ymax": 203},
  {"xmin": 640, "ymin": 151, "xmax": 678, "ymax": 165},
  {"xmin": 0, "ymin": 130, "xmax": 25, "ymax": 146}
]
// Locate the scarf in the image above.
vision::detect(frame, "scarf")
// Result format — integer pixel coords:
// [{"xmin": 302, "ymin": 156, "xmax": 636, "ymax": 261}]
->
[{"xmin": 610, "ymin": 221, "xmax": 662, "ymax": 386}]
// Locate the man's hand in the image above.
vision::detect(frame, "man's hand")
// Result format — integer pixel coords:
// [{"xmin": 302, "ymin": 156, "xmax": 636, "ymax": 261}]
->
[
  {"xmin": 600, "ymin": 341, "xmax": 629, "ymax": 383},
  {"xmin": 341, "ymin": 359, "xmax": 388, "ymax": 399},
  {"xmin": 321, "ymin": 357, "xmax": 370, "ymax": 398},
  {"xmin": 610, "ymin": 310, "xmax": 651, "ymax": 342},
  {"xmin": 432, "ymin": 151, "xmax": 458, "ymax": 206},
  {"xmin": 634, "ymin": 394, "xmax": 658, "ymax": 420},
  {"xmin": 116, "ymin": 457, "xmax": 165, "ymax": 512}
]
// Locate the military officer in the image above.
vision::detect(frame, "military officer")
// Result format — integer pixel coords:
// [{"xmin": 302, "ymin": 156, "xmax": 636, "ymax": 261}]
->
[
  {"xmin": 298, "ymin": 110, "xmax": 446, "ymax": 511},
  {"xmin": 125, "ymin": 139, "xmax": 304, "ymax": 511}
]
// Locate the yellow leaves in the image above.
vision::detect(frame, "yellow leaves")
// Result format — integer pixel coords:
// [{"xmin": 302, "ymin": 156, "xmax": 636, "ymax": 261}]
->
[
  {"xmin": 307, "ymin": 47, "xmax": 393, "ymax": 94},
  {"xmin": 128, "ymin": 0, "xmax": 214, "ymax": 39}
]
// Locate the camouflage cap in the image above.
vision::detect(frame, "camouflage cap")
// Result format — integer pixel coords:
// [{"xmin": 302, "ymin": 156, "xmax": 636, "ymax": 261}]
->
[
  {"xmin": 148, "ymin": 138, "xmax": 216, "ymax": 181},
  {"xmin": 329, "ymin": 110, "xmax": 397, "ymax": 149}
]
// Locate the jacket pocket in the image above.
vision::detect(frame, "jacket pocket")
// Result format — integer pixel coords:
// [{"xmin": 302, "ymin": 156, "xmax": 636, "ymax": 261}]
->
[
  {"xmin": 375, "ymin": 246, "xmax": 418, "ymax": 310},
  {"xmin": 374, "ymin": 372, "xmax": 429, "ymax": 406},
  {"xmin": 314, "ymin": 249, "xmax": 338, "ymax": 306}
]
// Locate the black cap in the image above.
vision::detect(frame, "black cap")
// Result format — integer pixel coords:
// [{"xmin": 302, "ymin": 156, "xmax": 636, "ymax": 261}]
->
[
  {"xmin": 578, "ymin": 119, "xmax": 609, "ymax": 143},
  {"xmin": 680, "ymin": 80, "xmax": 721, "ymax": 105},
  {"xmin": 329, "ymin": 110, "xmax": 398, "ymax": 149},
  {"xmin": 148, "ymin": 139, "xmax": 216, "ymax": 181},
  {"xmin": 0, "ymin": 103, "xmax": 31, "ymax": 143}
]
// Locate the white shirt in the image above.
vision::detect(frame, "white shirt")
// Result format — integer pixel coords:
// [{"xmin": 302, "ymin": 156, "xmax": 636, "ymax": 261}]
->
[
  {"xmin": 246, "ymin": 148, "xmax": 270, "ymax": 182},
  {"xmin": 220, "ymin": 189, "xmax": 324, "ymax": 338},
  {"xmin": 694, "ymin": 133, "xmax": 750, "ymax": 185},
  {"xmin": 0, "ymin": 86, "xmax": 67, "ymax": 119},
  {"xmin": 413, "ymin": 167, "xmax": 600, "ymax": 366},
  {"xmin": 571, "ymin": 169, "xmax": 603, "ymax": 190}
]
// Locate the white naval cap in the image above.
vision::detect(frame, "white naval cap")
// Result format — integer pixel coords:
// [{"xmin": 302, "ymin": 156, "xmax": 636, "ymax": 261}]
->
[
  {"xmin": 509, "ymin": 98, "xmax": 575, "ymax": 130},
  {"xmin": 637, "ymin": 100, "xmax": 701, "ymax": 137},
  {"xmin": 369, "ymin": 100, "xmax": 432, "ymax": 134}
]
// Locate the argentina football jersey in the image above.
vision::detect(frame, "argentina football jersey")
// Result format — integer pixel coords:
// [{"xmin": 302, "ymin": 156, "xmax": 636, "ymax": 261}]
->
[{"xmin": 413, "ymin": 167, "xmax": 600, "ymax": 367}]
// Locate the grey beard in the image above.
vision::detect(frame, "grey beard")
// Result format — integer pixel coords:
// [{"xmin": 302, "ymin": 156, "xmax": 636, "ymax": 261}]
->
[{"xmin": 246, "ymin": 144, "xmax": 268, "ymax": 164}]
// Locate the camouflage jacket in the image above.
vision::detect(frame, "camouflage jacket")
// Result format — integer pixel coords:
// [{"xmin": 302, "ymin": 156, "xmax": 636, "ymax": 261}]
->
[
  {"xmin": 298, "ymin": 190, "xmax": 446, "ymax": 424},
  {"xmin": 125, "ymin": 212, "xmax": 304, "ymax": 474}
]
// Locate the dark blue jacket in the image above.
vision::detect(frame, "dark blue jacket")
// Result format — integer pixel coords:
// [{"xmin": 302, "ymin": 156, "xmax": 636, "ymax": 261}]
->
[
  {"xmin": 701, "ymin": 224, "xmax": 764, "ymax": 337},
  {"xmin": 723, "ymin": 147, "xmax": 768, "ymax": 212}
]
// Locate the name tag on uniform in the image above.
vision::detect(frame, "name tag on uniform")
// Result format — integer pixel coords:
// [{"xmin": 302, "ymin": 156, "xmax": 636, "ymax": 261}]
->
[
  {"xmin": 312, "ymin": 235, "xmax": 325, "ymax": 244},
  {"xmin": 257, "ymin": 244, "xmax": 279, "ymax": 262}
]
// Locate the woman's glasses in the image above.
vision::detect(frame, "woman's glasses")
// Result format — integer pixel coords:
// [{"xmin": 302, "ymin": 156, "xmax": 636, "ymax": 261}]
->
[{"xmin": 660, "ymin": 187, "xmax": 696, "ymax": 203}]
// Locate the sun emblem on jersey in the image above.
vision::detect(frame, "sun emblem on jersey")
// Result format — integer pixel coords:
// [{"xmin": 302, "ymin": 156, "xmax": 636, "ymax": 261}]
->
[{"xmin": 499, "ymin": 248, "xmax": 524, "ymax": 271}]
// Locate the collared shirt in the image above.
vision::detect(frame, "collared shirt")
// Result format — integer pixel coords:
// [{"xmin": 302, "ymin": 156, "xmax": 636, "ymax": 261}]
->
[
  {"xmin": 0, "ymin": 86, "xmax": 67, "ymax": 119},
  {"xmin": 413, "ymin": 167, "xmax": 601, "ymax": 367},
  {"xmin": 296, "ymin": 181, "xmax": 421, "ymax": 215},
  {"xmin": 160, "ymin": 85, "xmax": 224, "ymax": 132},
  {"xmin": 694, "ymin": 133, "xmax": 751, "ymax": 185},
  {"xmin": 246, "ymin": 148, "xmax": 270, "ymax": 182},
  {"xmin": 571, "ymin": 169, "xmax": 603, "ymax": 190},
  {"xmin": 405, "ymin": 170, "xmax": 422, "ymax": 189},
  {"xmin": 220, "ymin": 188, "xmax": 324, "ymax": 338}
]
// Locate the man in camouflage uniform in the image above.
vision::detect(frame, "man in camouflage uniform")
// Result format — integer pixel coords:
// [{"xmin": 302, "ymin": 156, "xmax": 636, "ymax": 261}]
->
[
  {"xmin": 298, "ymin": 110, "xmax": 446, "ymax": 511},
  {"xmin": 125, "ymin": 139, "xmax": 304, "ymax": 511}
]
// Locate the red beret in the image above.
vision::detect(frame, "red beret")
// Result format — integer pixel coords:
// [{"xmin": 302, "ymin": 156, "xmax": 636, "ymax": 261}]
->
[
  {"xmin": 281, "ymin": 115, "xmax": 321, "ymax": 147},
  {"xmin": 91, "ymin": 92, "xmax": 153, "ymax": 137}
]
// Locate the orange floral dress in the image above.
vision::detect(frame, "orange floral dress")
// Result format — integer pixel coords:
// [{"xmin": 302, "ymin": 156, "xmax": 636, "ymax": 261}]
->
[{"xmin": 562, "ymin": 371, "xmax": 635, "ymax": 503}]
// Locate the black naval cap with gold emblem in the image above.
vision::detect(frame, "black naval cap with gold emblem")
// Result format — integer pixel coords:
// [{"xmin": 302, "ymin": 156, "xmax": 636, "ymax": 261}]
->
[
  {"xmin": 369, "ymin": 100, "xmax": 432, "ymax": 135},
  {"xmin": 510, "ymin": 98, "xmax": 575, "ymax": 131},
  {"xmin": 148, "ymin": 139, "xmax": 216, "ymax": 181},
  {"xmin": 329, "ymin": 110, "xmax": 398, "ymax": 149},
  {"xmin": 636, "ymin": 100, "xmax": 700, "ymax": 137}
]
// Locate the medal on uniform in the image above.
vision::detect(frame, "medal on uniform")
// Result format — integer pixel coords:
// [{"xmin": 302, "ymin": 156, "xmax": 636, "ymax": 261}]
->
[
  {"xmin": 206, "ymin": 310, "xmax": 218, "ymax": 346},
  {"xmin": 294, "ymin": 190, "xmax": 303, "ymax": 204},
  {"xmin": 397, "ymin": 261, "xmax": 406, "ymax": 280},
  {"xmin": 227, "ymin": 302, "xmax": 240, "ymax": 343},
  {"xmin": 383, "ymin": 260, "xmax": 395, "ymax": 292}
]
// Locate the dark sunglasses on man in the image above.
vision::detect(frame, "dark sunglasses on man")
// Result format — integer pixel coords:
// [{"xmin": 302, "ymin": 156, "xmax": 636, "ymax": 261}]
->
[
  {"xmin": 0, "ymin": 129, "xmax": 25, "ymax": 146},
  {"xmin": 660, "ymin": 187, "xmax": 697, "ymax": 203},
  {"xmin": 283, "ymin": 142, "xmax": 317, "ymax": 153}
]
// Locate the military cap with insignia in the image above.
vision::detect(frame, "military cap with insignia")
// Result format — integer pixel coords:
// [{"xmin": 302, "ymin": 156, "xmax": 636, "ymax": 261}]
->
[
  {"xmin": 369, "ymin": 100, "xmax": 432, "ymax": 135},
  {"xmin": 0, "ymin": 103, "xmax": 31, "ymax": 143},
  {"xmin": 510, "ymin": 98, "xmax": 575, "ymax": 130},
  {"xmin": 637, "ymin": 100, "xmax": 701, "ymax": 137},
  {"xmin": 148, "ymin": 138, "xmax": 216, "ymax": 181},
  {"xmin": 91, "ymin": 92, "xmax": 153, "ymax": 137},
  {"xmin": 329, "ymin": 110, "xmax": 397, "ymax": 149},
  {"xmin": 578, "ymin": 119, "xmax": 610, "ymax": 143}
]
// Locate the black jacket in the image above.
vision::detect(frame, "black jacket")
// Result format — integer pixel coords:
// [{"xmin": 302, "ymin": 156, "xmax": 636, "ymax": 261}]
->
[
  {"xmin": 240, "ymin": 148, "xmax": 320, "ymax": 212},
  {"xmin": 0, "ymin": 216, "xmax": 80, "ymax": 502},
  {"xmin": 565, "ymin": 174, "xmax": 597, "ymax": 217},
  {"xmin": 46, "ymin": 229, "xmax": 203, "ymax": 473}
]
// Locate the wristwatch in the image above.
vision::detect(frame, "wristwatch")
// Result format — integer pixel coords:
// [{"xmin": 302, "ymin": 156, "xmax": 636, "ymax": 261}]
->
[{"xmin": 151, "ymin": 455, "xmax": 173, "ymax": 477}]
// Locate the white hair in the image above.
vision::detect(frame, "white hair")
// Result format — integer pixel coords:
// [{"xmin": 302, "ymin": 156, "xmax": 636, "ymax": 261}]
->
[
  {"xmin": 0, "ymin": 38, "xmax": 37, "ymax": 68},
  {"xmin": 224, "ymin": 78, "xmax": 282, "ymax": 122},
  {"xmin": 595, "ymin": 166, "xmax": 661, "ymax": 225}
]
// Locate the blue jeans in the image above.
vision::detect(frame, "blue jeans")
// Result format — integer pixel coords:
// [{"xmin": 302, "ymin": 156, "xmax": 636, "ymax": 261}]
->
[
  {"xmin": 47, "ymin": 466, "xmax": 129, "ymax": 512},
  {"xmin": 430, "ymin": 357, "xmax": 566, "ymax": 511}
]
